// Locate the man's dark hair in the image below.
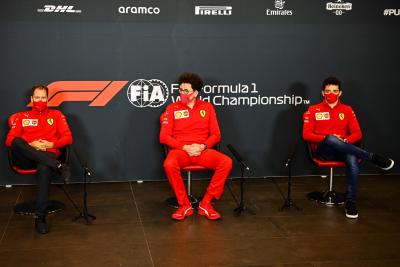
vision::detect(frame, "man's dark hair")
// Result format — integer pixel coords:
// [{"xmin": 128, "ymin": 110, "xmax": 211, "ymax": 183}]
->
[
  {"xmin": 31, "ymin": 84, "xmax": 49, "ymax": 96},
  {"xmin": 322, "ymin": 76, "xmax": 342, "ymax": 91},
  {"xmin": 178, "ymin": 72, "xmax": 204, "ymax": 92}
]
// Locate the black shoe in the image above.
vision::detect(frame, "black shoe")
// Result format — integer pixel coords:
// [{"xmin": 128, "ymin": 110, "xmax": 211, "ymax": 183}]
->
[
  {"xmin": 371, "ymin": 154, "xmax": 395, "ymax": 171},
  {"xmin": 345, "ymin": 201, "xmax": 358, "ymax": 219},
  {"xmin": 58, "ymin": 163, "xmax": 71, "ymax": 182},
  {"xmin": 35, "ymin": 215, "xmax": 49, "ymax": 234}
]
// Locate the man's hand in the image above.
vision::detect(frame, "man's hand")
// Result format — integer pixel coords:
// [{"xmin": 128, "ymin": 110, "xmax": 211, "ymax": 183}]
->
[
  {"xmin": 28, "ymin": 139, "xmax": 54, "ymax": 151},
  {"xmin": 182, "ymin": 143, "xmax": 206, "ymax": 157},
  {"xmin": 38, "ymin": 139, "xmax": 54, "ymax": 149},
  {"xmin": 333, "ymin": 134, "xmax": 344, "ymax": 141},
  {"xmin": 29, "ymin": 140, "xmax": 45, "ymax": 151}
]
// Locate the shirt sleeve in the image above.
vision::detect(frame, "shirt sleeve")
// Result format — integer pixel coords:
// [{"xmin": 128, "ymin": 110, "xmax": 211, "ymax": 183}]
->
[
  {"xmin": 204, "ymin": 104, "xmax": 221, "ymax": 148},
  {"xmin": 52, "ymin": 111, "xmax": 73, "ymax": 148},
  {"xmin": 346, "ymin": 107, "xmax": 362, "ymax": 144},
  {"xmin": 302, "ymin": 107, "xmax": 326, "ymax": 143},
  {"xmin": 5, "ymin": 113, "xmax": 23, "ymax": 147},
  {"xmin": 159, "ymin": 106, "xmax": 185, "ymax": 149}
]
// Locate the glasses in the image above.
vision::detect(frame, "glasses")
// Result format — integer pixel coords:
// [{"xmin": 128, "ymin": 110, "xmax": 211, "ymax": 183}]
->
[{"xmin": 179, "ymin": 89, "xmax": 193, "ymax": 94}]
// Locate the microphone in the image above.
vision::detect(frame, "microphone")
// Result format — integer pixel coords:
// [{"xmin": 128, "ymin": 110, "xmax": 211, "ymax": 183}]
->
[
  {"xmin": 285, "ymin": 157, "xmax": 291, "ymax": 167},
  {"xmin": 227, "ymin": 144, "xmax": 252, "ymax": 172},
  {"xmin": 73, "ymin": 147, "xmax": 92, "ymax": 176}
]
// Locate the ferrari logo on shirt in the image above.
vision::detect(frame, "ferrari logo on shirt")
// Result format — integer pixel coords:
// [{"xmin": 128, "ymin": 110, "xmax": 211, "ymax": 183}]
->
[
  {"xmin": 200, "ymin": 110, "xmax": 206, "ymax": 118},
  {"xmin": 22, "ymin": 119, "xmax": 38, "ymax": 127},
  {"xmin": 47, "ymin": 118, "xmax": 54, "ymax": 125},
  {"xmin": 315, "ymin": 112, "xmax": 330, "ymax": 120},
  {"xmin": 174, "ymin": 110, "xmax": 189, "ymax": 119},
  {"xmin": 339, "ymin": 113, "xmax": 345, "ymax": 120}
]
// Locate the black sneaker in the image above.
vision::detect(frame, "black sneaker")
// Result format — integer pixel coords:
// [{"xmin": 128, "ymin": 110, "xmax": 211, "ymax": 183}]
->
[
  {"xmin": 35, "ymin": 215, "xmax": 49, "ymax": 234},
  {"xmin": 371, "ymin": 154, "xmax": 395, "ymax": 171},
  {"xmin": 345, "ymin": 201, "xmax": 358, "ymax": 219},
  {"xmin": 58, "ymin": 163, "xmax": 71, "ymax": 183}
]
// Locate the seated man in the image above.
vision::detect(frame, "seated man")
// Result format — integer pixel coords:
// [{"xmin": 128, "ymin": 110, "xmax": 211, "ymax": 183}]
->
[
  {"xmin": 5, "ymin": 84, "xmax": 73, "ymax": 234},
  {"xmin": 303, "ymin": 76, "xmax": 394, "ymax": 219},
  {"xmin": 160, "ymin": 73, "xmax": 232, "ymax": 220}
]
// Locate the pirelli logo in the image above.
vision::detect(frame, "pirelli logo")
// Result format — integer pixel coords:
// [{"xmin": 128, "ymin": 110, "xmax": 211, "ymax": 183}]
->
[
  {"xmin": 27, "ymin": 81, "xmax": 128, "ymax": 107},
  {"xmin": 195, "ymin": 6, "xmax": 232, "ymax": 16}
]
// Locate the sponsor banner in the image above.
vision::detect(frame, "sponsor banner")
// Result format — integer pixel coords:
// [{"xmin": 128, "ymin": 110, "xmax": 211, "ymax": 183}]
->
[
  {"xmin": 326, "ymin": 0, "xmax": 352, "ymax": 16},
  {"xmin": 37, "ymin": 5, "xmax": 82, "ymax": 14},
  {"xmin": 1, "ymin": 0, "xmax": 400, "ymax": 24},
  {"xmin": 383, "ymin": 9, "xmax": 400, "ymax": 16},
  {"xmin": 195, "ymin": 6, "xmax": 232, "ymax": 16},
  {"xmin": 118, "ymin": 6, "xmax": 161, "ymax": 15},
  {"xmin": 26, "ymin": 80, "xmax": 310, "ymax": 108},
  {"xmin": 266, "ymin": 0, "xmax": 294, "ymax": 16}
]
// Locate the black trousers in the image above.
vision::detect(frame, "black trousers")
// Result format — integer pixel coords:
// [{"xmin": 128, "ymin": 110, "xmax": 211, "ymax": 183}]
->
[{"xmin": 11, "ymin": 138, "xmax": 60, "ymax": 215}]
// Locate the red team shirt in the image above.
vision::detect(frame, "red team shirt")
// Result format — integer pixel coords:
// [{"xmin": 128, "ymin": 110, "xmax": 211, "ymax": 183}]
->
[
  {"xmin": 6, "ymin": 108, "xmax": 73, "ymax": 155},
  {"xmin": 303, "ymin": 100, "xmax": 362, "ymax": 144},
  {"xmin": 160, "ymin": 99, "xmax": 221, "ymax": 149}
]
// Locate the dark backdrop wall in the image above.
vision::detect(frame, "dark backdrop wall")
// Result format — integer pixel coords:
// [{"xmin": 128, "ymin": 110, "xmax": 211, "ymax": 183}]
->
[{"xmin": 1, "ymin": 0, "xmax": 399, "ymax": 184}]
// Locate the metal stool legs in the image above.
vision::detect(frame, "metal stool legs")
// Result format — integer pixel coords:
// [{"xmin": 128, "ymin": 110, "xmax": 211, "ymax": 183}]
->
[
  {"xmin": 166, "ymin": 171, "xmax": 200, "ymax": 208},
  {"xmin": 307, "ymin": 167, "xmax": 345, "ymax": 205}
]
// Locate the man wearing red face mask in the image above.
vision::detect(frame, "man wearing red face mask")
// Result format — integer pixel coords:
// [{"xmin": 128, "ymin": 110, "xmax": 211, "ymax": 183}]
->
[
  {"xmin": 303, "ymin": 76, "xmax": 394, "ymax": 219},
  {"xmin": 160, "ymin": 73, "xmax": 232, "ymax": 220},
  {"xmin": 5, "ymin": 84, "xmax": 73, "ymax": 234}
]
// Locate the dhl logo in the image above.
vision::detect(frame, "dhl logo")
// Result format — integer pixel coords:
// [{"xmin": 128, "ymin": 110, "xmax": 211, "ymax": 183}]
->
[{"xmin": 27, "ymin": 81, "xmax": 128, "ymax": 107}]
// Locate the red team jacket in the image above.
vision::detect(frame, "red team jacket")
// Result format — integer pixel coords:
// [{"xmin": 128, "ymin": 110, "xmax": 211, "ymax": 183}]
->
[
  {"xmin": 6, "ymin": 108, "xmax": 73, "ymax": 155},
  {"xmin": 303, "ymin": 100, "xmax": 362, "ymax": 144},
  {"xmin": 160, "ymin": 99, "xmax": 221, "ymax": 149}
]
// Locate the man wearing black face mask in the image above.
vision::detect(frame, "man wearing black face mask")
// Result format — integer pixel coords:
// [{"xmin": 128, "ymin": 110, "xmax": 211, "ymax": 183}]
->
[
  {"xmin": 303, "ymin": 76, "xmax": 394, "ymax": 219},
  {"xmin": 5, "ymin": 84, "xmax": 73, "ymax": 234}
]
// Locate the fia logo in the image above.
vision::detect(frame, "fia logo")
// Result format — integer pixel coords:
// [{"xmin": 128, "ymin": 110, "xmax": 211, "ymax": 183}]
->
[{"xmin": 126, "ymin": 79, "xmax": 169, "ymax": 108}]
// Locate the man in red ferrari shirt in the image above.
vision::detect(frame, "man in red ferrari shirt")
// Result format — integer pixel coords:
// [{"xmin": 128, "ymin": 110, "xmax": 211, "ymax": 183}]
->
[
  {"xmin": 303, "ymin": 77, "xmax": 394, "ymax": 219},
  {"xmin": 6, "ymin": 84, "xmax": 73, "ymax": 234},
  {"xmin": 160, "ymin": 73, "xmax": 232, "ymax": 220}
]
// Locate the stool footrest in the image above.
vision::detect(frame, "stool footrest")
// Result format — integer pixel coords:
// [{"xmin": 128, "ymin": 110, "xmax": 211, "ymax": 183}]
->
[
  {"xmin": 307, "ymin": 191, "xmax": 346, "ymax": 205},
  {"xmin": 166, "ymin": 195, "xmax": 201, "ymax": 209},
  {"xmin": 14, "ymin": 200, "xmax": 65, "ymax": 215}
]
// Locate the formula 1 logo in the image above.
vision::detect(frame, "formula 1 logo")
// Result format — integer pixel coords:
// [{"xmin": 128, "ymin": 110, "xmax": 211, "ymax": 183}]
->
[
  {"xmin": 27, "ymin": 81, "xmax": 128, "ymax": 107},
  {"xmin": 126, "ymin": 79, "xmax": 169, "ymax": 108},
  {"xmin": 37, "ymin": 5, "xmax": 82, "ymax": 13}
]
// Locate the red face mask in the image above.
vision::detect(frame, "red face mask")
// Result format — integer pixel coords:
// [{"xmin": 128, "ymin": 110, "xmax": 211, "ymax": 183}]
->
[
  {"xmin": 180, "ymin": 92, "xmax": 195, "ymax": 105},
  {"xmin": 324, "ymin": 93, "xmax": 339, "ymax": 104},
  {"xmin": 32, "ymin": 100, "xmax": 48, "ymax": 112}
]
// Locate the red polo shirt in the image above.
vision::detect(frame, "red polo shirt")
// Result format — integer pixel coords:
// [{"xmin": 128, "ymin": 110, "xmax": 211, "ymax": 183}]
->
[
  {"xmin": 160, "ymin": 99, "xmax": 221, "ymax": 149},
  {"xmin": 6, "ymin": 108, "xmax": 73, "ymax": 154},
  {"xmin": 303, "ymin": 100, "xmax": 362, "ymax": 144}
]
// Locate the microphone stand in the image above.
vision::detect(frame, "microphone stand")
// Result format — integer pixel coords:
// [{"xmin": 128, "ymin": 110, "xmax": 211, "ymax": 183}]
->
[
  {"xmin": 234, "ymin": 165, "xmax": 256, "ymax": 216},
  {"xmin": 72, "ymin": 149, "xmax": 96, "ymax": 224},
  {"xmin": 279, "ymin": 155, "xmax": 301, "ymax": 211},
  {"xmin": 226, "ymin": 144, "xmax": 255, "ymax": 216}
]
